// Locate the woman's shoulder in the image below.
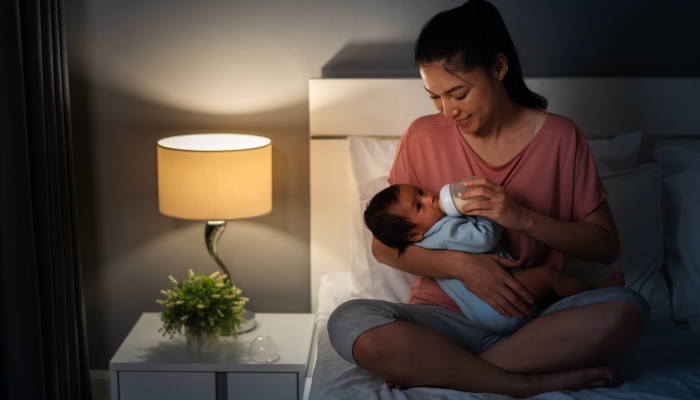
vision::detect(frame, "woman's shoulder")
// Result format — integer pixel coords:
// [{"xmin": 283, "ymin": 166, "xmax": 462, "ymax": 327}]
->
[
  {"xmin": 403, "ymin": 112, "xmax": 454, "ymax": 140},
  {"xmin": 539, "ymin": 112, "xmax": 586, "ymax": 143},
  {"xmin": 541, "ymin": 112, "xmax": 581, "ymax": 134}
]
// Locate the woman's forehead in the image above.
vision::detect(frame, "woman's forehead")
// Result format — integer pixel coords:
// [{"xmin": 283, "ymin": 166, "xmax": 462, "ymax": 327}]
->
[{"xmin": 419, "ymin": 64, "xmax": 481, "ymax": 92}]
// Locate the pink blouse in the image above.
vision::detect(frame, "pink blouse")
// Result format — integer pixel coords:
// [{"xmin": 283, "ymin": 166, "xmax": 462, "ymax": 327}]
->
[{"xmin": 388, "ymin": 111, "xmax": 607, "ymax": 314}]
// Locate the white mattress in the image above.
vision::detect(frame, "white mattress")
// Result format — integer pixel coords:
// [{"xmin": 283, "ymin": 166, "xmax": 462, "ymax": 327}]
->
[{"xmin": 310, "ymin": 272, "xmax": 700, "ymax": 400}]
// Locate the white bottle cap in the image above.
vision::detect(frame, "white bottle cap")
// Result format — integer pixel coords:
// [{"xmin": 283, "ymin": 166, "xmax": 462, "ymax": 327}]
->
[{"xmin": 439, "ymin": 184, "xmax": 461, "ymax": 217}]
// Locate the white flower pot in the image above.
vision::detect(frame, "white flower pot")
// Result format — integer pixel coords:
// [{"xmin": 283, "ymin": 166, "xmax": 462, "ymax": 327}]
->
[{"xmin": 184, "ymin": 327, "xmax": 219, "ymax": 352}]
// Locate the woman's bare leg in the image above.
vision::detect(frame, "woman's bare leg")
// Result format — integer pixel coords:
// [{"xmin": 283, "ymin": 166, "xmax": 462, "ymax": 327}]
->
[
  {"xmin": 353, "ymin": 320, "xmax": 618, "ymax": 397},
  {"xmin": 478, "ymin": 300, "xmax": 643, "ymax": 374}
]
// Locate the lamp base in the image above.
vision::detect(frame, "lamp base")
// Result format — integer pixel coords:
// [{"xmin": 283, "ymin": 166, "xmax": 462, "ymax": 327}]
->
[
  {"xmin": 237, "ymin": 309, "xmax": 257, "ymax": 333},
  {"xmin": 204, "ymin": 222, "xmax": 256, "ymax": 334}
]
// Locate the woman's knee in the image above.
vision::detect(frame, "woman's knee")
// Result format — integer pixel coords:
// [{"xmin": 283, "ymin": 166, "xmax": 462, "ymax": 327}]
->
[
  {"xmin": 328, "ymin": 299, "xmax": 373, "ymax": 343},
  {"xmin": 327, "ymin": 299, "xmax": 393, "ymax": 364},
  {"xmin": 328, "ymin": 298, "xmax": 390, "ymax": 327},
  {"xmin": 605, "ymin": 287, "xmax": 650, "ymax": 335},
  {"xmin": 565, "ymin": 287, "xmax": 650, "ymax": 339},
  {"xmin": 328, "ymin": 299, "xmax": 366, "ymax": 327},
  {"xmin": 596, "ymin": 299, "xmax": 646, "ymax": 345}
]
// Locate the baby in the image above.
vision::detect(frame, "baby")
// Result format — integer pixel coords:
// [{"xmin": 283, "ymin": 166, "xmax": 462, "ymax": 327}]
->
[{"xmin": 364, "ymin": 183, "xmax": 625, "ymax": 334}]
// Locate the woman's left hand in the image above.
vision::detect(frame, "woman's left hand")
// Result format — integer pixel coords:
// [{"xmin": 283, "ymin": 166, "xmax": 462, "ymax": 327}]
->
[{"xmin": 460, "ymin": 178, "xmax": 532, "ymax": 230}]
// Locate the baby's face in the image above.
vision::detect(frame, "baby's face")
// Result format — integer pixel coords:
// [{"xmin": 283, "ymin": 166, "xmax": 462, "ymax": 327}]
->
[{"xmin": 395, "ymin": 184, "xmax": 446, "ymax": 242}]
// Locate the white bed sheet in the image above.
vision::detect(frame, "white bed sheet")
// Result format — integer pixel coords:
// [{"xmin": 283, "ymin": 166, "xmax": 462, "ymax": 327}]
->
[{"xmin": 310, "ymin": 272, "xmax": 700, "ymax": 400}]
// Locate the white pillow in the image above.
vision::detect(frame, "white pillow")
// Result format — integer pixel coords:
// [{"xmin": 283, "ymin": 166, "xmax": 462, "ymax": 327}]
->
[
  {"xmin": 360, "ymin": 192, "xmax": 415, "ymax": 303},
  {"xmin": 348, "ymin": 137, "xmax": 399, "ymax": 194},
  {"xmin": 348, "ymin": 175, "xmax": 410, "ymax": 301},
  {"xmin": 588, "ymin": 132, "xmax": 643, "ymax": 175},
  {"xmin": 660, "ymin": 173, "xmax": 700, "ymax": 331},
  {"xmin": 348, "ymin": 137, "xmax": 408, "ymax": 301},
  {"xmin": 652, "ymin": 146, "xmax": 700, "ymax": 178},
  {"xmin": 348, "ymin": 185, "xmax": 372, "ymax": 300},
  {"xmin": 565, "ymin": 164, "xmax": 674, "ymax": 334}
]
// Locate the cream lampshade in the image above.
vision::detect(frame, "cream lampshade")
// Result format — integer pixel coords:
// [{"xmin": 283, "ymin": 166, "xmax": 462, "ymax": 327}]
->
[
  {"xmin": 157, "ymin": 133, "xmax": 272, "ymax": 220},
  {"xmin": 157, "ymin": 133, "xmax": 272, "ymax": 332}
]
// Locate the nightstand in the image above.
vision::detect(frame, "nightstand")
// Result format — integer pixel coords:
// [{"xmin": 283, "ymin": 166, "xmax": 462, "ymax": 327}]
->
[{"xmin": 109, "ymin": 312, "xmax": 315, "ymax": 400}]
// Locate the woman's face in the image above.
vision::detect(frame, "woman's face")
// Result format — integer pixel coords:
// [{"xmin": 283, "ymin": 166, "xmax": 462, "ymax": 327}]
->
[{"xmin": 419, "ymin": 60, "xmax": 504, "ymax": 136}]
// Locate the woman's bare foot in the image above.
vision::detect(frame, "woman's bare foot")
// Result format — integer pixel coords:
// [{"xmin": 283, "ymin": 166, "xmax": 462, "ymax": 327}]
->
[
  {"xmin": 521, "ymin": 366, "xmax": 618, "ymax": 398},
  {"xmin": 596, "ymin": 269, "xmax": 625, "ymax": 289},
  {"xmin": 386, "ymin": 381, "xmax": 408, "ymax": 390},
  {"xmin": 576, "ymin": 367, "xmax": 620, "ymax": 390}
]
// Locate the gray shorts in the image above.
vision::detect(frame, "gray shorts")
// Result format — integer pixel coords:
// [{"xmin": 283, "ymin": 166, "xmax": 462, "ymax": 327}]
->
[{"xmin": 327, "ymin": 287, "xmax": 650, "ymax": 365}]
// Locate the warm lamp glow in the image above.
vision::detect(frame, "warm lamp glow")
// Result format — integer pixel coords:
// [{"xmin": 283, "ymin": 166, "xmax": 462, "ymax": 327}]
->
[{"xmin": 157, "ymin": 133, "xmax": 272, "ymax": 220}]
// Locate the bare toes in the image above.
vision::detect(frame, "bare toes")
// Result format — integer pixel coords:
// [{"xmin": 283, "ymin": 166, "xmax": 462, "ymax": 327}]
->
[{"xmin": 584, "ymin": 366, "xmax": 616, "ymax": 387}]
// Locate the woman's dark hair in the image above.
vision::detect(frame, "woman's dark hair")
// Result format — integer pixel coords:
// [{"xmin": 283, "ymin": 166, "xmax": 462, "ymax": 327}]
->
[
  {"xmin": 415, "ymin": 0, "xmax": 547, "ymax": 109},
  {"xmin": 364, "ymin": 185, "xmax": 415, "ymax": 256}
]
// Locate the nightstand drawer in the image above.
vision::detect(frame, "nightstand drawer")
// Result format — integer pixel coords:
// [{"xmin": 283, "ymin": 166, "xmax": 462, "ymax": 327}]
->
[
  {"xmin": 227, "ymin": 372, "xmax": 297, "ymax": 400},
  {"xmin": 119, "ymin": 371, "xmax": 216, "ymax": 400}
]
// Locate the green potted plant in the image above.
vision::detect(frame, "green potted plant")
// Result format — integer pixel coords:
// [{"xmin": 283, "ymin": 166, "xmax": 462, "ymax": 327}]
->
[{"xmin": 157, "ymin": 269, "xmax": 248, "ymax": 351}]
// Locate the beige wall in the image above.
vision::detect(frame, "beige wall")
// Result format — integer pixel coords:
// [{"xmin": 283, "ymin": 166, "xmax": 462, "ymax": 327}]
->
[{"xmin": 65, "ymin": 0, "xmax": 699, "ymax": 369}]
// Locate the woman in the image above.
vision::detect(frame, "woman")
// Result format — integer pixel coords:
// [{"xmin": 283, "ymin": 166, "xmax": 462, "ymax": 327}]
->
[{"xmin": 327, "ymin": 1, "xmax": 650, "ymax": 397}]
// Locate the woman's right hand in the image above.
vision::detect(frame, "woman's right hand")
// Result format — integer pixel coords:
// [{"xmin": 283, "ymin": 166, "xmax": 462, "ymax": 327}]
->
[
  {"xmin": 452, "ymin": 252, "xmax": 534, "ymax": 319},
  {"xmin": 372, "ymin": 237, "xmax": 534, "ymax": 318}
]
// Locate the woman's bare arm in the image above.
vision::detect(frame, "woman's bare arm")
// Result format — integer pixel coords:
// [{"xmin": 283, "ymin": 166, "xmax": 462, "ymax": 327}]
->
[
  {"xmin": 372, "ymin": 238, "xmax": 534, "ymax": 318},
  {"xmin": 462, "ymin": 178, "xmax": 620, "ymax": 265},
  {"xmin": 520, "ymin": 200, "xmax": 619, "ymax": 264}
]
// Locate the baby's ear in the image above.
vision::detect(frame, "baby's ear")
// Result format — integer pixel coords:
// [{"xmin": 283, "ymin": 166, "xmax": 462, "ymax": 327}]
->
[{"xmin": 405, "ymin": 231, "xmax": 423, "ymax": 242}]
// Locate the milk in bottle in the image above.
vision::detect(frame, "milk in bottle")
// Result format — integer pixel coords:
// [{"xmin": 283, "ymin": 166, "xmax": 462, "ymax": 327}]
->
[{"xmin": 438, "ymin": 177, "xmax": 487, "ymax": 217}]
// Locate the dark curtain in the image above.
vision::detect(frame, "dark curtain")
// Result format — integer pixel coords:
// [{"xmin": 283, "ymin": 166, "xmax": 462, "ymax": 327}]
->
[{"xmin": 0, "ymin": 0, "xmax": 92, "ymax": 399}]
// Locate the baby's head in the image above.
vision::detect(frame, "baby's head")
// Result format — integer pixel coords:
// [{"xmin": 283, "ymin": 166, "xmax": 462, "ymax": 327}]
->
[{"xmin": 364, "ymin": 184, "xmax": 446, "ymax": 256}]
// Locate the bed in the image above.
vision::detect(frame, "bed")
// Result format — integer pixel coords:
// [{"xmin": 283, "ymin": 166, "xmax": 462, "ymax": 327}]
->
[{"xmin": 306, "ymin": 78, "xmax": 700, "ymax": 400}]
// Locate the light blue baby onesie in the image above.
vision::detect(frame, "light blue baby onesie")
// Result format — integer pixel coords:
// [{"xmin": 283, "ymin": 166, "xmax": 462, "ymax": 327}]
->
[{"xmin": 415, "ymin": 216, "xmax": 537, "ymax": 334}]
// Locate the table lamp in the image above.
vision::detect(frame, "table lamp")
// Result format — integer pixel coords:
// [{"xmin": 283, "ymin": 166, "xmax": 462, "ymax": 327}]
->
[{"xmin": 157, "ymin": 133, "xmax": 272, "ymax": 332}]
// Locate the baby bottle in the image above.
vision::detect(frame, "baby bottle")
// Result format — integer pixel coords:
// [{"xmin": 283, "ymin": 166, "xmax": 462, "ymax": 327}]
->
[{"xmin": 439, "ymin": 177, "xmax": 483, "ymax": 217}]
